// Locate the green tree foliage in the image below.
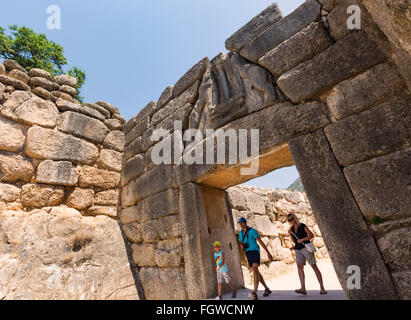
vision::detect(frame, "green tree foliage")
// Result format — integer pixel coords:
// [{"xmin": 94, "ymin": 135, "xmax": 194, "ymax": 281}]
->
[{"xmin": 0, "ymin": 25, "xmax": 86, "ymax": 101}]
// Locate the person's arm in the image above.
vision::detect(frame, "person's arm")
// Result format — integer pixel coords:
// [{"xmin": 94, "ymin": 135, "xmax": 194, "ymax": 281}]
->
[
  {"xmin": 257, "ymin": 237, "xmax": 273, "ymax": 262},
  {"xmin": 297, "ymin": 226, "xmax": 314, "ymax": 243}
]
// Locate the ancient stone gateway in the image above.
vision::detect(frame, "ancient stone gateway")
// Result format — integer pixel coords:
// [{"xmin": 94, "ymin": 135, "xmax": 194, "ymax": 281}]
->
[{"xmin": 120, "ymin": 0, "xmax": 410, "ymax": 300}]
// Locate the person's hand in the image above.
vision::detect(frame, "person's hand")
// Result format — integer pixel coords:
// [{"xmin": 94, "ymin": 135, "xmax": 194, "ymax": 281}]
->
[
  {"xmin": 297, "ymin": 239, "xmax": 303, "ymax": 244},
  {"xmin": 267, "ymin": 252, "xmax": 273, "ymax": 262}
]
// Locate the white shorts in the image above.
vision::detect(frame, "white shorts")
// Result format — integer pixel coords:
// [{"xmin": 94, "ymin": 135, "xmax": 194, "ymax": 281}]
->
[
  {"xmin": 217, "ymin": 272, "xmax": 232, "ymax": 284},
  {"xmin": 295, "ymin": 247, "xmax": 317, "ymax": 265}
]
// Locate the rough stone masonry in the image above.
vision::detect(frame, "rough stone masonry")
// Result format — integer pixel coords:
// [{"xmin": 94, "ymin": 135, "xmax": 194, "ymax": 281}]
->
[{"xmin": 1, "ymin": 0, "xmax": 410, "ymax": 300}]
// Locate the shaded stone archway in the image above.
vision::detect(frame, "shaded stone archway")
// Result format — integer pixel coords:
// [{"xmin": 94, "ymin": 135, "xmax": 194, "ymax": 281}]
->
[{"xmin": 120, "ymin": 0, "xmax": 410, "ymax": 300}]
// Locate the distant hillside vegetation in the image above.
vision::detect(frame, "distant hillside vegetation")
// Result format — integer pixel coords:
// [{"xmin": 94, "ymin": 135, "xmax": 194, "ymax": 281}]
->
[{"xmin": 287, "ymin": 177, "xmax": 304, "ymax": 192}]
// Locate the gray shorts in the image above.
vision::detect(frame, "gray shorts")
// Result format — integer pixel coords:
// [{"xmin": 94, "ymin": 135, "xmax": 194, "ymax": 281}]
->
[
  {"xmin": 217, "ymin": 272, "xmax": 232, "ymax": 284},
  {"xmin": 295, "ymin": 247, "xmax": 317, "ymax": 265}
]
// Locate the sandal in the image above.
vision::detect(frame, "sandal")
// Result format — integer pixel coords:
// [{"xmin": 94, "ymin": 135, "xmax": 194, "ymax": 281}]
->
[
  {"xmin": 320, "ymin": 290, "xmax": 328, "ymax": 295},
  {"xmin": 232, "ymin": 291, "xmax": 237, "ymax": 298},
  {"xmin": 248, "ymin": 292, "xmax": 258, "ymax": 300},
  {"xmin": 215, "ymin": 296, "xmax": 222, "ymax": 300},
  {"xmin": 294, "ymin": 289, "xmax": 307, "ymax": 295},
  {"xmin": 263, "ymin": 289, "xmax": 272, "ymax": 297}
]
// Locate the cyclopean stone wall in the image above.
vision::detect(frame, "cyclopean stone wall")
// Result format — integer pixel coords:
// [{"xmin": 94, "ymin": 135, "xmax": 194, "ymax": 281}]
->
[
  {"xmin": 121, "ymin": 0, "xmax": 410, "ymax": 300},
  {"xmin": 0, "ymin": 0, "xmax": 409, "ymax": 300},
  {"xmin": 0, "ymin": 59, "xmax": 139, "ymax": 299},
  {"xmin": 227, "ymin": 185, "xmax": 329, "ymax": 285}
]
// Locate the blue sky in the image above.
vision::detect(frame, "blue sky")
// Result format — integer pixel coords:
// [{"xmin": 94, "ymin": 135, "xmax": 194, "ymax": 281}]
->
[{"xmin": 2, "ymin": 0, "xmax": 305, "ymax": 189}]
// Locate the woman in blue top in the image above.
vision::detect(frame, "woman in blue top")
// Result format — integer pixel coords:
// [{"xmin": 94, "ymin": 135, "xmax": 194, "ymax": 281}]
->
[{"xmin": 238, "ymin": 217, "xmax": 273, "ymax": 300}]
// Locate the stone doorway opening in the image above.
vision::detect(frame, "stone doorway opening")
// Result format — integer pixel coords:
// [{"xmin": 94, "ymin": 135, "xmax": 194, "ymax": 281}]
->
[{"xmin": 197, "ymin": 151, "xmax": 343, "ymax": 299}]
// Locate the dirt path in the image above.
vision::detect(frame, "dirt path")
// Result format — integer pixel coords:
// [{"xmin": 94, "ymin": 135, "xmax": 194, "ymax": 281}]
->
[{"xmin": 220, "ymin": 259, "xmax": 347, "ymax": 300}]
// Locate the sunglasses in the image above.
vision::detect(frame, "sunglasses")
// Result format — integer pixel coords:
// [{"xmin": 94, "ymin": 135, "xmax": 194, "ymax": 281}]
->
[{"xmin": 288, "ymin": 218, "xmax": 294, "ymax": 222}]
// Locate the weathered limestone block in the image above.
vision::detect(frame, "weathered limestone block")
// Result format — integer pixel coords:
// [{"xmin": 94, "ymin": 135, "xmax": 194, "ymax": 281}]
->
[
  {"xmin": 277, "ymin": 31, "xmax": 386, "ymax": 103},
  {"xmin": 139, "ymin": 267, "xmax": 187, "ymax": 300},
  {"xmin": 112, "ymin": 114, "xmax": 126, "ymax": 124},
  {"xmin": 254, "ymin": 215, "xmax": 278, "ymax": 236},
  {"xmin": 226, "ymin": 188, "xmax": 247, "ymax": 211},
  {"xmin": 0, "ymin": 183, "xmax": 20, "ymax": 202},
  {"xmin": 79, "ymin": 104, "xmax": 106, "ymax": 121},
  {"xmin": 98, "ymin": 149, "xmax": 123, "ymax": 172},
  {"xmin": 363, "ymin": 0, "xmax": 411, "ymax": 90},
  {"xmin": 87, "ymin": 206, "xmax": 117, "ymax": 218},
  {"xmin": 36, "ymin": 160, "xmax": 78, "ymax": 186},
  {"xmin": 78, "ymin": 166, "xmax": 120, "ymax": 189},
  {"xmin": 259, "ymin": 22, "xmax": 333, "ymax": 78},
  {"xmin": 55, "ymin": 98, "xmax": 80, "ymax": 112},
  {"xmin": 344, "ymin": 149, "xmax": 411, "ymax": 221},
  {"xmin": 103, "ymin": 130, "xmax": 125, "ymax": 152},
  {"xmin": 0, "ymin": 75, "xmax": 30, "ymax": 91},
  {"xmin": 1, "ymin": 90, "xmax": 31, "ymax": 120},
  {"xmin": 126, "ymin": 117, "xmax": 150, "ymax": 145},
  {"xmin": 51, "ymin": 91, "xmax": 76, "ymax": 103},
  {"xmin": 121, "ymin": 165, "xmax": 173, "ymax": 207},
  {"xmin": 179, "ymin": 183, "xmax": 217, "ymax": 299},
  {"xmin": 318, "ymin": 0, "xmax": 339, "ymax": 11},
  {"xmin": 53, "ymin": 75, "xmax": 77, "ymax": 88},
  {"xmin": 0, "ymin": 152, "xmax": 34, "ymax": 182},
  {"xmin": 155, "ymin": 238, "xmax": 183, "ymax": 267},
  {"xmin": 0, "ymin": 64, "xmax": 5, "ymax": 75},
  {"xmin": 59, "ymin": 85, "xmax": 77, "ymax": 97},
  {"xmin": 0, "ymin": 116, "xmax": 27, "ymax": 152},
  {"xmin": 240, "ymin": 0, "xmax": 321, "ymax": 63},
  {"xmin": 327, "ymin": 0, "xmax": 382, "ymax": 42},
  {"xmin": 325, "ymin": 95, "xmax": 410, "ymax": 166},
  {"xmin": 225, "ymin": 3, "xmax": 283, "ymax": 52},
  {"xmin": 28, "ymin": 68, "xmax": 51, "ymax": 80},
  {"xmin": 29, "ymin": 77, "xmax": 60, "ymax": 91},
  {"xmin": 83, "ymin": 103, "xmax": 110, "ymax": 119},
  {"xmin": 21, "ymin": 183, "xmax": 65, "ymax": 207},
  {"xmin": 139, "ymin": 220, "xmax": 159, "ymax": 243},
  {"xmin": 121, "ymin": 154, "xmax": 145, "ymax": 187},
  {"xmin": 123, "ymin": 222, "xmax": 143, "ymax": 243},
  {"xmin": 132, "ymin": 243, "xmax": 156, "ymax": 267},
  {"xmin": 327, "ymin": 63, "xmax": 403, "ymax": 120},
  {"xmin": 157, "ymin": 86, "xmax": 173, "ymax": 109},
  {"xmin": 245, "ymin": 192, "xmax": 266, "ymax": 214},
  {"xmin": 67, "ymin": 188, "xmax": 94, "ymax": 210},
  {"xmin": 104, "ymin": 119, "xmax": 122, "ymax": 130},
  {"xmin": 392, "ymin": 271, "xmax": 411, "ymax": 300},
  {"xmin": 8, "ymin": 69, "xmax": 30, "ymax": 84},
  {"xmin": 156, "ymin": 215, "xmax": 182, "ymax": 240},
  {"xmin": 226, "ymin": 101, "xmax": 330, "ymax": 154},
  {"xmin": 14, "ymin": 95, "xmax": 59, "ymax": 128},
  {"xmin": 123, "ymin": 136, "xmax": 142, "ymax": 162},
  {"xmin": 377, "ymin": 227, "xmax": 411, "ymax": 273},
  {"xmin": 137, "ymin": 188, "xmax": 179, "ymax": 222},
  {"xmin": 95, "ymin": 101, "xmax": 120, "ymax": 116},
  {"xmin": 152, "ymin": 81, "xmax": 199, "ymax": 127},
  {"xmin": 94, "ymin": 190, "xmax": 119, "ymax": 206},
  {"xmin": 25, "ymin": 126, "xmax": 99, "ymax": 165},
  {"xmin": 173, "ymin": 57, "xmax": 208, "ymax": 98},
  {"xmin": 289, "ymin": 129, "xmax": 398, "ymax": 299},
  {"xmin": 156, "ymin": 103, "xmax": 192, "ymax": 132},
  {"xmin": 0, "ymin": 209, "xmax": 139, "ymax": 299},
  {"xmin": 3, "ymin": 59, "xmax": 25, "ymax": 72},
  {"xmin": 32, "ymin": 87, "xmax": 56, "ymax": 101}
]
